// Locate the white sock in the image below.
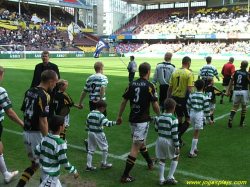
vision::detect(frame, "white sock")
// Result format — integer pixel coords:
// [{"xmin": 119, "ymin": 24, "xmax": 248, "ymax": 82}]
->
[
  {"xmin": 0, "ymin": 154, "xmax": 8, "ymax": 176},
  {"xmin": 159, "ymin": 161, "xmax": 165, "ymax": 182},
  {"xmin": 102, "ymin": 150, "xmax": 108, "ymax": 165},
  {"xmin": 190, "ymin": 139, "xmax": 198, "ymax": 154},
  {"xmin": 168, "ymin": 161, "xmax": 178, "ymax": 179},
  {"xmin": 87, "ymin": 151, "xmax": 93, "ymax": 168}
]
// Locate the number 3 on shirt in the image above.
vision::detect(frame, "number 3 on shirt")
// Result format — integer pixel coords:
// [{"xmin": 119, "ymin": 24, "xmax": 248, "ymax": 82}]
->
[{"xmin": 133, "ymin": 87, "xmax": 140, "ymax": 103}]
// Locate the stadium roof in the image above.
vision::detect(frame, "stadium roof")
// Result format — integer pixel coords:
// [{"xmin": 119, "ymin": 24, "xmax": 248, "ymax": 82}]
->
[{"xmin": 122, "ymin": 0, "xmax": 193, "ymax": 5}]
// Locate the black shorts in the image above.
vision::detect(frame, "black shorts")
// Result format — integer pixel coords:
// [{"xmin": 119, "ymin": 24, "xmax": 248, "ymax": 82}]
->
[
  {"xmin": 159, "ymin": 85, "xmax": 169, "ymax": 105},
  {"xmin": 172, "ymin": 96, "xmax": 190, "ymax": 119},
  {"xmin": 222, "ymin": 76, "xmax": 231, "ymax": 86},
  {"xmin": 89, "ymin": 101, "xmax": 107, "ymax": 117},
  {"xmin": 0, "ymin": 121, "xmax": 3, "ymax": 141}
]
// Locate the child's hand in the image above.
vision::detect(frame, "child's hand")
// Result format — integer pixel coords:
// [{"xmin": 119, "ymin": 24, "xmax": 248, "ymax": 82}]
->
[
  {"xmin": 74, "ymin": 172, "xmax": 79, "ymax": 179},
  {"xmin": 208, "ymin": 119, "xmax": 213, "ymax": 125},
  {"xmin": 78, "ymin": 105, "xmax": 83, "ymax": 110}
]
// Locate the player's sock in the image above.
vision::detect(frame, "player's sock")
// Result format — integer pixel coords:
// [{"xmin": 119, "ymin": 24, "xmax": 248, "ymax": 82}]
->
[
  {"xmin": 0, "ymin": 154, "xmax": 7, "ymax": 175},
  {"xmin": 168, "ymin": 161, "xmax": 178, "ymax": 179},
  {"xmin": 123, "ymin": 155, "xmax": 136, "ymax": 177},
  {"xmin": 178, "ymin": 121, "xmax": 190, "ymax": 141},
  {"xmin": 140, "ymin": 147, "xmax": 152, "ymax": 165},
  {"xmin": 160, "ymin": 103, "xmax": 164, "ymax": 113},
  {"xmin": 60, "ymin": 126, "xmax": 67, "ymax": 140},
  {"xmin": 102, "ymin": 150, "xmax": 108, "ymax": 165},
  {"xmin": 210, "ymin": 114, "xmax": 214, "ymax": 121},
  {"xmin": 177, "ymin": 123, "xmax": 182, "ymax": 141},
  {"xmin": 230, "ymin": 110, "xmax": 236, "ymax": 119},
  {"xmin": 240, "ymin": 109, "xmax": 246, "ymax": 125},
  {"xmin": 16, "ymin": 167, "xmax": 36, "ymax": 187},
  {"xmin": 159, "ymin": 161, "xmax": 165, "ymax": 182},
  {"xmin": 221, "ymin": 90, "xmax": 226, "ymax": 99},
  {"xmin": 190, "ymin": 138, "xmax": 198, "ymax": 154},
  {"xmin": 87, "ymin": 151, "xmax": 94, "ymax": 167},
  {"xmin": 229, "ymin": 90, "xmax": 233, "ymax": 101}
]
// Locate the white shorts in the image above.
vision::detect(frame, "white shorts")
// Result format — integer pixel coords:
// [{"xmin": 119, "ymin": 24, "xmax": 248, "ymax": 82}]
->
[
  {"xmin": 65, "ymin": 114, "xmax": 70, "ymax": 127},
  {"xmin": 23, "ymin": 131, "xmax": 43, "ymax": 162},
  {"xmin": 88, "ymin": 131, "xmax": 108, "ymax": 152},
  {"xmin": 155, "ymin": 137, "xmax": 178, "ymax": 159},
  {"xmin": 190, "ymin": 110, "xmax": 204, "ymax": 130},
  {"xmin": 209, "ymin": 102, "xmax": 215, "ymax": 110},
  {"xmin": 130, "ymin": 122, "xmax": 149, "ymax": 143},
  {"xmin": 234, "ymin": 90, "xmax": 249, "ymax": 106},
  {"xmin": 40, "ymin": 169, "xmax": 61, "ymax": 187}
]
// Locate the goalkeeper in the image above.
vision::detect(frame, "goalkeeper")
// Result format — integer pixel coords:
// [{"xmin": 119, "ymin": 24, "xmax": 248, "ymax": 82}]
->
[{"xmin": 54, "ymin": 79, "xmax": 83, "ymax": 141}]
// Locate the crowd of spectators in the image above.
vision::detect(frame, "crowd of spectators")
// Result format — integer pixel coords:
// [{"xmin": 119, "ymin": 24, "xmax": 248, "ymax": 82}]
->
[
  {"xmin": 116, "ymin": 6, "xmax": 250, "ymax": 35},
  {"xmin": 0, "ymin": 6, "xmax": 87, "ymax": 51},
  {"xmin": 121, "ymin": 41, "xmax": 250, "ymax": 54}
]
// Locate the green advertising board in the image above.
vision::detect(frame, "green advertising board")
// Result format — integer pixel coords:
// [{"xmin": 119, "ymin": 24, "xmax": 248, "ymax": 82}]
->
[{"xmin": 0, "ymin": 53, "xmax": 120, "ymax": 59}]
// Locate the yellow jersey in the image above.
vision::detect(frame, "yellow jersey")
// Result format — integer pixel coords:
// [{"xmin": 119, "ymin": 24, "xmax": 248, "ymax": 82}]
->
[{"xmin": 169, "ymin": 68, "xmax": 194, "ymax": 98}]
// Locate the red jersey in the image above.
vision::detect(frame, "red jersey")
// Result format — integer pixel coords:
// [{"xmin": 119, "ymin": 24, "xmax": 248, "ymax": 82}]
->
[
  {"xmin": 248, "ymin": 67, "xmax": 250, "ymax": 73},
  {"xmin": 221, "ymin": 62, "xmax": 235, "ymax": 76}
]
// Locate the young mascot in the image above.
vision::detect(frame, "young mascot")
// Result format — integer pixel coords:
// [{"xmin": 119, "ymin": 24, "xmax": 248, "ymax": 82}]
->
[
  {"xmin": 34, "ymin": 115, "xmax": 79, "ymax": 187},
  {"xmin": 155, "ymin": 98, "xmax": 180, "ymax": 185}
]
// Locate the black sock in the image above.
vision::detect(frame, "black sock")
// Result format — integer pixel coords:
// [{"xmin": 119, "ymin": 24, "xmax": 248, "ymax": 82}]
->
[
  {"xmin": 16, "ymin": 167, "xmax": 36, "ymax": 187},
  {"xmin": 123, "ymin": 155, "xmax": 136, "ymax": 177},
  {"xmin": 230, "ymin": 110, "xmax": 236, "ymax": 119},
  {"xmin": 60, "ymin": 126, "xmax": 68, "ymax": 140},
  {"xmin": 221, "ymin": 90, "xmax": 226, "ymax": 99},
  {"xmin": 178, "ymin": 123, "xmax": 182, "ymax": 140},
  {"xmin": 211, "ymin": 114, "xmax": 214, "ymax": 121},
  {"xmin": 140, "ymin": 147, "xmax": 152, "ymax": 165},
  {"xmin": 229, "ymin": 90, "xmax": 233, "ymax": 101},
  {"xmin": 240, "ymin": 109, "xmax": 246, "ymax": 125},
  {"xmin": 178, "ymin": 121, "xmax": 190, "ymax": 141}
]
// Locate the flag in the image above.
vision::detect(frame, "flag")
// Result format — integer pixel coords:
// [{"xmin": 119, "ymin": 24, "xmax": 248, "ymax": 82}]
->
[
  {"xmin": 68, "ymin": 23, "xmax": 74, "ymax": 41},
  {"xmin": 31, "ymin": 14, "xmax": 42, "ymax": 23},
  {"xmin": 68, "ymin": 23, "xmax": 81, "ymax": 41},
  {"xmin": 94, "ymin": 38, "xmax": 110, "ymax": 58},
  {"xmin": 73, "ymin": 22, "xmax": 81, "ymax": 34}
]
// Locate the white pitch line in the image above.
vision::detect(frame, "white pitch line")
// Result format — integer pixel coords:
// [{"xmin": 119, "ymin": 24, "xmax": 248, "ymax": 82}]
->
[{"xmin": 3, "ymin": 108, "xmax": 248, "ymax": 187}]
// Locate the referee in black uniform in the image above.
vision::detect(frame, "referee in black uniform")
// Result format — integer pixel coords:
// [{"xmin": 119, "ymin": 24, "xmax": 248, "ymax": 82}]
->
[{"xmin": 31, "ymin": 51, "xmax": 60, "ymax": 116}]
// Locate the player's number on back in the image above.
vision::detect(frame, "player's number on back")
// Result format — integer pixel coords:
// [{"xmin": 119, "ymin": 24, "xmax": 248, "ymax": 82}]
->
[
  {"xmin": 237, "ymin": 75, "xmax": 242, "ymax": 84},
  {"xmin": 91, "ymin": 83, "xmax": 96, "ymax": 93},
  {"xmin": 55, "ymin": 100, "xmax": 59, "ymax": 110},
  {"xmin": 163, "ymin": 70, "xmax": 166, "ymax": 79},
  {"xmin": 206, "ymin": 92, "xmax": 212, "ymax": 99},
  {"xmin": 204, "ymin": 71, "xmax": 209, "ymax": 76},
  {"xmin": 133, "ymin": 87, "xmax": 140, "ymax": 103},
  {"xmin": 176, "ymin": 76, "xmax": 180, "ymax": 87},
  {"xmin": 24, "ymin": 97, "xmax": 34, "ymax": 119}
]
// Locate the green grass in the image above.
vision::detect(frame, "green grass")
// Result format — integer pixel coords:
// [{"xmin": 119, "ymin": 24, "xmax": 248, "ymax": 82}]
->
[{"xmin": 0, "ymin": 57, "xmax": 249, "ymax": 187}]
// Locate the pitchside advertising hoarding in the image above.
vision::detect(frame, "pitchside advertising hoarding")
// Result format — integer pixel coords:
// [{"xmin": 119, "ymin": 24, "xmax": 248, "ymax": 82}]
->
[{"xmin": 0, "ymin": 51, "xmax": 118, "ymax": 59}]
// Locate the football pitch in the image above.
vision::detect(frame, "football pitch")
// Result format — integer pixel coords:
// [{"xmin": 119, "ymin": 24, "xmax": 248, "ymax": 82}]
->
[{"xmin": 0, "ymin": 57, "xmax": 249, "ymax": 187}]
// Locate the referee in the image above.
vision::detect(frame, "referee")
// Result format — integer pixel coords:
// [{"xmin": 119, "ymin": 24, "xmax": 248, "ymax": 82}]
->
[
  {"xmin": 153, "ymin": 52, "xmax": 175, "ymax": 112},
  {"xmin": 221, "ymin": 57, "xmax": 235, "ymax": 104}
]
